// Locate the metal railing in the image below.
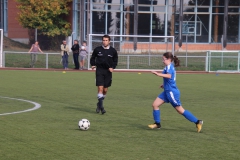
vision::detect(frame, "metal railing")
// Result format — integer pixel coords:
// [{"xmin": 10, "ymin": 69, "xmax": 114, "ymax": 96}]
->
[
  {"xmin": 206, "ymin": 50, "xmax": 240, "ymax": 72},
  {"xmin": 2, "ymin": 51, "xmax": 240, "ymax": 72},
  {"xmin": 3, "ymin": 51, "xmax": 61, "ymax": 69}
]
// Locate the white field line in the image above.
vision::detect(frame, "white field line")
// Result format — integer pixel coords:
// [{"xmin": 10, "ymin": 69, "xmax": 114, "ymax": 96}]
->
[{"xmin": 0, "ymin": 96, "xmax": 41, "ymax": 116}]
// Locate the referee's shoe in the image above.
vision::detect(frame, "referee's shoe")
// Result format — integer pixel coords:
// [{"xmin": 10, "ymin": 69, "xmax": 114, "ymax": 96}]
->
[{"xmin": 96, "ymin": 102, "xmax": 106, "ymax": 114}]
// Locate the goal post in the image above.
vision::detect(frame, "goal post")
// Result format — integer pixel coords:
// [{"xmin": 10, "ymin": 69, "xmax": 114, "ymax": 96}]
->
[
  {"xmin": 87, "ymin": 34, "xmax": 175, "ymax": 70},
  {"xmin": 0, "ymin": 29, "xmax": 3, "ymax": 67},
  {"xmin": 206, "ymin": 50, "xmax": 240, "ymax": 73}
]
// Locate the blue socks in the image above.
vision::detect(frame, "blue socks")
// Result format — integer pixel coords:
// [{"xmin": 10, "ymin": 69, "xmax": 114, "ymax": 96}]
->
[
  {"xmin": 152, "ymin": 109, "xmax": 198, "ymax": 124},
  {"xmin": 153, "ymin": 110, "xmax": 160, "ymax": 123},
  {"xmin": 182, "ymin": 110, "xmax": 198, "ymax": 123}
]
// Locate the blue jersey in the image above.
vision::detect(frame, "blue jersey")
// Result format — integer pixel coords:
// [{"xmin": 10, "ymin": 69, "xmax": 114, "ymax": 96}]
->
[{"xmin": 162, "ymin": 63, "xmax": 178, "ymax": 91}]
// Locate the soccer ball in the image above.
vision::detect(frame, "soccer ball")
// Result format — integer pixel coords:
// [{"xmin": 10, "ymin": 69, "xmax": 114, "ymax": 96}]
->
[{"xmin": 78, "ymin": 119, "xmax": 90, "ymax": 130}]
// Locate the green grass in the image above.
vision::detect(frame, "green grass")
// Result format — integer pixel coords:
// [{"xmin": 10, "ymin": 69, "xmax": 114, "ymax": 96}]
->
[{"xmin": 0, "ymin": 70, "xmax": 240, "ymax": 160}]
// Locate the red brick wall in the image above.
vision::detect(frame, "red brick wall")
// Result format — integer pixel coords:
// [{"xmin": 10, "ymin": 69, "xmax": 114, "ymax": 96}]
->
[
  {"xmin": 67, "ymin": 1, "xmax": 73, "ymax": 29},
  {"xmin": 175, "ymin": 44, "xmax": 240, "ymax": 51},
  {"xmin": 8, "ymin": 0, "xmax": 28, "ymax": 39},
  {"xmin": 121, "ymin": 43, "xmax": 240, "ymax": 51}
]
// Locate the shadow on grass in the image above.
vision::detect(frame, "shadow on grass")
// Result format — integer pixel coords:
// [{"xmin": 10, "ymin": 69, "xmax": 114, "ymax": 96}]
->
[
  {"xmin": 131, "ymin": 123, "xmax": 196, "ymax": 133},
  {"xmin": 65, "ymin": 106, "xmax": 95, "ymax": 114},
  {"xmin": 71, "ymin": 127, "xmax": 98, "ymax": 132}
]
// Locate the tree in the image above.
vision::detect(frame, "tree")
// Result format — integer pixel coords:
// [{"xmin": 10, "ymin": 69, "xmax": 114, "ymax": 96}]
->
[{"xmin": 16, "ymin": 0, "xmax": 72, "ymax": 37}]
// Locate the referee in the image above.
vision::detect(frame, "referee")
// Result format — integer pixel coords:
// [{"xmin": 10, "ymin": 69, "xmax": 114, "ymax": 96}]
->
[{"xmin": 90, "ymin": 35, "xmax": 118, "ymax": 114}]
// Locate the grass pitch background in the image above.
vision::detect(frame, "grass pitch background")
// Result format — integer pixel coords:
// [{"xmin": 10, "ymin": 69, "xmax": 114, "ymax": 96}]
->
[{"xmin": 0, "ymin": 70, "xmax": 239, "ymax": 159}]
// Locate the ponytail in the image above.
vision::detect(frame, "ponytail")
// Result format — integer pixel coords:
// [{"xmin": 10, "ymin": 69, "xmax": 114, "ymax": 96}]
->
[
  {"xmin": 173, "ymin": 56, "xmax": 180, "ymax": 67},
  {"xmin": 163, "ymin": 52, "xmax": 180, "ymax": 67}
]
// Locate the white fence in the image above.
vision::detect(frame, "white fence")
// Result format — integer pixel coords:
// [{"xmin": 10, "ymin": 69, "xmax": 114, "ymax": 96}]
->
[
  {"xmin": 2, "ymin": 51, "xmax": 240, "ymax": 72},
  {"xmin": 2, "ymin": 51, "xmax": 61, "ymax": 69}
]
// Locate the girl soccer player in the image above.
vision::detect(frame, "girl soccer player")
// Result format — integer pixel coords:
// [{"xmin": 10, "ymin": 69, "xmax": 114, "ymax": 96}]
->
[{"xmin": 148, "ymin": 52, "xmax": 203, "ymax": 132}]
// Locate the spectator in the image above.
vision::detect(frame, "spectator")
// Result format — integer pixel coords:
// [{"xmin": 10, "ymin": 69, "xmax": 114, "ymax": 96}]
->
[
  {"xmin": 28, "ymin": 41, "xmax": 43, "ymax": 68},
  {"xmin": 79, "ymin": 41, "xmax": 88, "ymax": 70},
  {"xmin": 71, "ymin": 40, "xmax": 80, "ymax": 69},
  {"xmin": 60, "ymin": 40, "xmax": 70, "ymax": 70}
]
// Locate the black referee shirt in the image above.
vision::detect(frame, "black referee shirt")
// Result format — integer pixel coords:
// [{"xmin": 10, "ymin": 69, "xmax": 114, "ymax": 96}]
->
[{"xmin": 90, "ymin": 46, "xmax": 118, "ymax": 69}]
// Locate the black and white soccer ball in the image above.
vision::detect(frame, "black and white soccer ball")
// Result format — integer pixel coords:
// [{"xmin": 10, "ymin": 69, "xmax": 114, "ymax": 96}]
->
[{"xmin": 78, "ymin": 119, "xmax": 90, "ymax": 130}]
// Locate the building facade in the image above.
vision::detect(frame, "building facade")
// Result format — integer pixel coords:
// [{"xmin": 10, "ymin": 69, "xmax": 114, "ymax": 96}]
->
[
  {"xmin": 1, "ymin": 0, "xmax": 240, "ymax": 50},
  {"xmin": 72, "ymin": 0, "xmax": 240, "ymax": 50},
  {"xmin": 1, "ymin": 0, "xmax": 30, "ymax": 43},
  {"xmin": 0, "ymin": 0, "xmax": 8, "ymax": 35}
]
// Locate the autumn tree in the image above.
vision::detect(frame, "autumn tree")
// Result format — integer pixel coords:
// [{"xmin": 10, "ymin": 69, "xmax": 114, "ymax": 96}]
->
[
  {"xmin": 16, "ymin": 0, "xmax": 72, "ymax": 37},
  {"xmin": 16, "ymin": 0, "xmax": 72, "ymax": 50}
]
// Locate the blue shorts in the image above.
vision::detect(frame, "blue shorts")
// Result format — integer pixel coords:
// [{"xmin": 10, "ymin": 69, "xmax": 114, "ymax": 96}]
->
[{"xmin": 158, "ymin": 90, "xmax": 181, "ymax": 107}]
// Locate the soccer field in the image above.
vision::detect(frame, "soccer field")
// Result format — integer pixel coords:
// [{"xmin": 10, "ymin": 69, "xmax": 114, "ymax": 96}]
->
[{"xmin": 0, "ymin": 70, "xmax": 239, "ymax": 160}]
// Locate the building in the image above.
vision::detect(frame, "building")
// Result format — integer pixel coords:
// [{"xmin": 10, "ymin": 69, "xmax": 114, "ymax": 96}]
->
[{"xmin": 1, "ymin": 0, "xmax": 240, "ymax": 50}]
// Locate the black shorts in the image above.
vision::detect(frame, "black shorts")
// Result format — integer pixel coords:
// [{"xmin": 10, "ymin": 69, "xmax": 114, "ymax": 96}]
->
[{"xmin": 96, "ymin": 68, "xmax": 112, "ymax": 88}]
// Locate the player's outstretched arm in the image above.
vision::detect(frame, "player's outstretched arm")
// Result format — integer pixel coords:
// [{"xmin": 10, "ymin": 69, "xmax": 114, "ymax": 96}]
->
[{"xmin": 151, "ymin": 71, "xmax": 171, "ymax": 79}]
